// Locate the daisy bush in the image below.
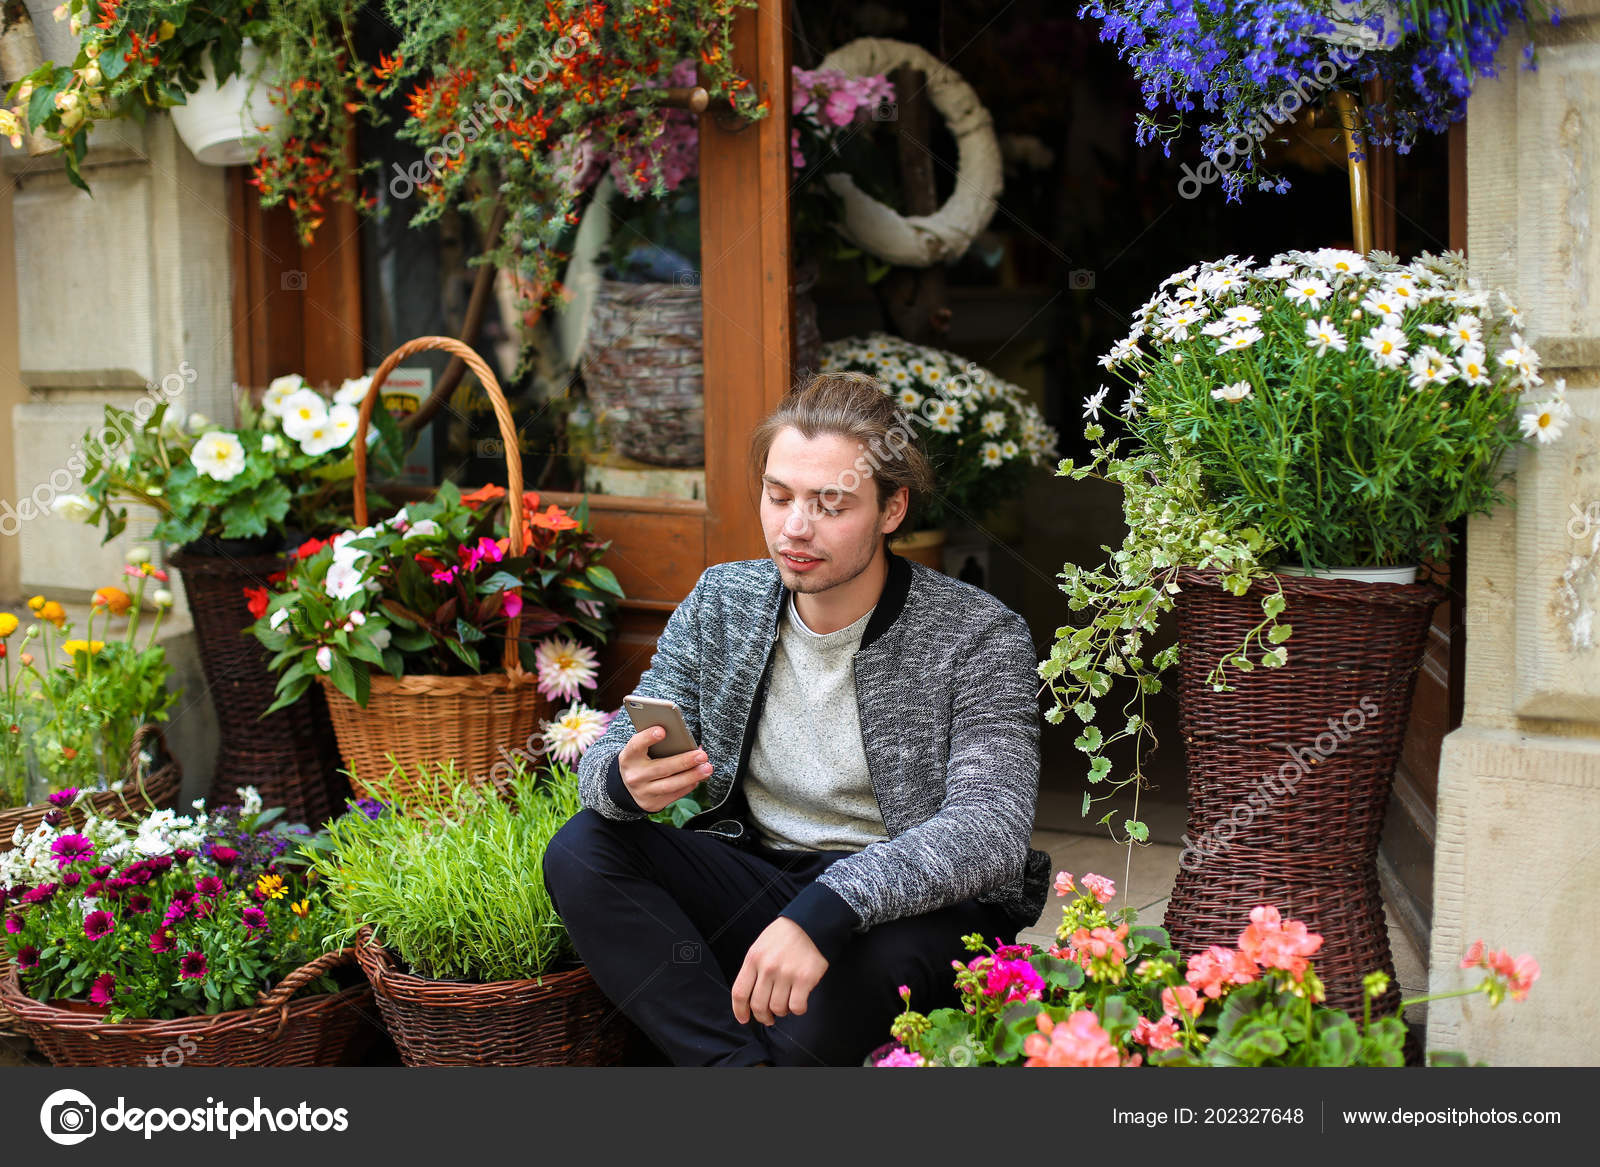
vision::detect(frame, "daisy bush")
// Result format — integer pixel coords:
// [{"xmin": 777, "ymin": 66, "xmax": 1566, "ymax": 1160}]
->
[
  {"xmin": 1079, "ymin": 0, "xmax": 1557, "ymax": 201},
  {"xmin": 251, "ymin": 482, "xmax": 622, "ymax": 711},
  {"xmin": 1, "ymin": 789, "xmax": 344, "ymax": 1020},
  {"xmin": 76, "ymin": 375, "xmax": 406, "ymax": 549},
  {"xmin": 818, "ymin": 334, "xmax": 1060, "ymax": 529},
  {"xmin": 1045, "ymin": 248, "xmax": 1556, "ymax": 841},
  {"xmin": 873, "ymin": 873, "xmax": 1537, "ymax": 1068}
]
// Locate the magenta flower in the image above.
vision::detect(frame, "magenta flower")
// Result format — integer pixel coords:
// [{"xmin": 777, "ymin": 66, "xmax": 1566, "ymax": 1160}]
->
[
  {"xmin": 83, "ymin": 910, "xmax": 115, "ymax": 941},
  {"xmin": 89, "ymin": 973, "xmax": 117, "ymax": 1006},
  {"xmin": 195, "ymin": 876, "xmax": 225, "ymax": 899},
  {"xmin": 874, "ymin": 1046, "xmax": 928, "ymax": 1067},
  {"xmin": 241, "ymin": 907, "xmax": 270, "ymax": 934},
  {"xmin": 208, "ymin": 846, "xmax": 239, "ymax": 867},
  {"xmin": 502, "ymin": 590, "xmax": 523, "ymax": 620},
  {"xmin": 430, "ymin": 565, "xmax": 459, "ymax": 585},
  {"xmin": 15, "ymin": 944, "xmax": 39, "ymax": 970},
  {"xmin": 49, "ymin": 833, "xmax": 95, "ymax": 868},
  {"xmin": 148, "ymin": 928, "xmax": 175, "ymax": 954},
  {"xmin": 127, "ymin": 893, "xmax": 153, "ymax": 915},
  {"xmin": 178, "ymin": 951, "xmax": 208, "ymax": 980},
  {"xmin": 89, "ymin": 864, "xmax": 112, "ymax": 879},
  {"xmin": 19, "ymin": 883, "xmax": 57, "ymax": 905},
  {"xmin": 47, "ymin": 787, "xmax": 80, "ymax": 808},
  {"xmin": 61, "ymin": 871, "xmax": 82, "ymax": 887},
  {"xmin": 3, "ymin": 914, "xmax": 22, "ymax": 935}
]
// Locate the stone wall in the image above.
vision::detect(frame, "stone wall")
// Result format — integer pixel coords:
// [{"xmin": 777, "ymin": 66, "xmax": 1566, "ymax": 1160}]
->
[{"xmin": 1430, "ymin": 0, "xmax": 1600, "ymax": 1065}]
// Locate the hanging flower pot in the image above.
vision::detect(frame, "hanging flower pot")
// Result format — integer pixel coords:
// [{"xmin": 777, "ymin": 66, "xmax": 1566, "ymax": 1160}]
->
[{"xmin": 167, "ymin": 39, "xmax": 286, "ymax": 167}]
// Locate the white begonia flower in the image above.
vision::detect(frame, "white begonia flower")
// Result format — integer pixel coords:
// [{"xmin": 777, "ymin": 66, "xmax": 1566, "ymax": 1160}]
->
[
  {"xmin": 1362, "ymin": 325, "xmax": 1410, "ymax": 369},
  {"xmin": 1520, "ymin": 398, "xmax": 1571, "ymax": 445},
  {"xmin": 334, "ymin": 375, "xmax": 373, "ymax": 407},
  {"xmin": 299, "ymin": 421, "xmax": 340, "ymax": 457},
  {"xmin": 1211, "ymin": 381, "xmax": 1253, "ymax": 403},
  {"xmin": 191, "ymin": 431, "xmax": 247, "ymax": 482},
  {"xmin": 261, "ymin": 433, "xmax": 281, "ymax": 453},
  {"xmin": 186, "ymin": 412, "xmax": 212, "ymax": 433},
  {"xmin": 50, "ymin": 493, "xmax": 95, "ymax": 522},
  {"xmin": 281, "ymin": 388, "xmax": 330, "ymax": 441},
  {"xmin": 262, "ymin": 375, "xmax": 305, "ymax": 417},
  {"xmin": 324, "ymin": 402, "xmax": 361, "ymax": 450}
]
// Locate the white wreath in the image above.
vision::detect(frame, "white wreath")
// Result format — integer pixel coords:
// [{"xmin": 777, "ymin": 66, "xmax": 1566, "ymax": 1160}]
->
[{"xmin": 815, "ymin": 38, "xmax": 1002, "ymax": 268}]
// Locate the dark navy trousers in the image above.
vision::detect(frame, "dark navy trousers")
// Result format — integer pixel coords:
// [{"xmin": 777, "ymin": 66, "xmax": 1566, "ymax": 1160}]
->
[{"xmin": 542, "ymin": 808, "xmax": 1016, "ymax": 1067}]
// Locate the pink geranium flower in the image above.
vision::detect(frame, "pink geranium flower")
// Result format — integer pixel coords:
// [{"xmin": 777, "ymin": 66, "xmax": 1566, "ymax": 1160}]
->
[
  {"xmin": 1053, "ymin": 871, "xmax": 1076, "ymax": 897},
  {"xmin": 1162, "ymin": 984, "xmax": 1204, "ymax": 1019},
  {"xmin": 1237, "ymin": 905, "xmax": 1323, "ymax": 980},
  {"xmin": 874, "ymin": 1046, "xmax": 927, "ymax": 1067},
  {"xmin": 1081, "ymin": 873, "xmax": 1116, "ymax": 904},
  {"xmin": 1023, "ymin": 1010, "xmax": 1134, "ymax": 1067},
  {"xmin": 1186, "ymin": 945, "xmax": 1259, "ymax": 999},
  {"xmin": 1131, "ymin": 1015, "xmax": 1181, "ymax": 1051}
]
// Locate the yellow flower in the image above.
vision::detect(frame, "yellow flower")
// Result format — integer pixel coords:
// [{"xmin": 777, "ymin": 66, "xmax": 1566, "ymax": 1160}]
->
[
  {"xmin": 26, "ymin": 596, "xmax": 44, "ymax": 612},
  {"xmin": 37, "ymin": 601, "xmax": 67, "ymax": 628},
  {"xmin": 61, "ymin": 639, "xmax": 105, "ymax": 656},
  {"xmin": 91, "ymin": 586, "xmax": 131, "ymax": 614},
  {"xmin": 0, "ymin": 613, "xmax": 17, "ymax": 637},
  {"xmin": 290, "ymin": 898, "xmax": 310, "ymax": 918},
  {"xmin": 255, "ymin": 873, "xmax": 288, "ymax": 901}
]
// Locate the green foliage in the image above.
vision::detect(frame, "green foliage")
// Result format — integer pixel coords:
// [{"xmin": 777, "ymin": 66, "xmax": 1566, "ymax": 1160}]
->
[{"xmin": 307, "ymin": 761, "xmax": 582, "ymax": 982}]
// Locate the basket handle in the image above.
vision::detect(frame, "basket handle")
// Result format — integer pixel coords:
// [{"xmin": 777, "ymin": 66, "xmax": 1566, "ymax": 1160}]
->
[
  {"xmin": 255, "ymin": 947, "xmax": 357, "ymax": 1042},
  {"xmin": 352, "ymin": 336, "xmax": 524, "ymax": 674},
  {"xmin": 110, "ymin": 723, "xmax": 177, "ymax": 819}
]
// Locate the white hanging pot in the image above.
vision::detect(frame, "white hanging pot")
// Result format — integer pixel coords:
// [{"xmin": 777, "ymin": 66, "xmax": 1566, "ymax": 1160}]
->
[
  {"xmin": 1278, "ymin": 563, "xmax": 1418, "ymax": 585},
  {"xmin": 1309, "ymin": 1, "xmax": 1405, "ymax": 50},
  {"xmin": 167, "ymin": 39, "xmax": 286, "ymax": 166}
]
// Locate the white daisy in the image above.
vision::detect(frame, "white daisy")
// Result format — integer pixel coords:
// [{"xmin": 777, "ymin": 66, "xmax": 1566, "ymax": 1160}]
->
[
  {"xmin": 1456, "ymin": 345, "xmax": 1490, "ymax": 386},
  {"xmin": 980, "ymin": 409, "xmax": 1007, "ymax": 436},
  {"xmin": 1498, "ymin": 332, "xmax": 1542, "ymax": 387},
  {"xmin": 1361, "ymin": 291, "xmax": 1404, "ymax": 325},
  {"xmin": 1120, "ymin": 387, "xmax": 1144, "ymax": 418},
  {"xmin": 1407, "ymin": 349, "xmax": 1454, "ymax": 390},
  {"xmin": 1217, "ymin": 327, "xmax": 1263, "ymax": 353},
  {"xmin": 979, "ymin": 441, "xmax": 1004, "ymax": 468},
  {"xmin": 1286, "ymin": 277, "xmax": 1332, "ymax": 310},
  {"xmin": 1082, "ymin": 385, "xmax": 1110, "ymax": 418},
  {"xmin": 898, "ymin": 387, "xmax": 924, "ymax": 412},
  {"xmin": 1222, "ymin": 305, "xmax": 1262, "ymax": 328},
  {"xmin": 1362, "ymin": 325, "xmax": 1409, "ymax": 368},
  {"xmin": 1201, "ymin": 319, "xmax": 1235, "ymax": 338},
  {"xmin": 1520, "ymin": 398, "xmax": 1571, "ymax": 445},
  {"xmin": 1304, "ymin": 316, "xmax": 1347, "ymax": 354},
  {"xmin": 929, "ymin": 401, "xmax": 962, "ymax": 433},
  {"xmin": 1001, "ymin": 439, "xmax": 1020, "ymax": 460},
  {"xmin": 1211, "ymin": 381, "xmax": 1253, "ymax": 403},
  {"xmin": 1311, "ymin": 248, "xmax": 1366, "ymax": 280},
  {"xmin": 1258, "ymin": 263, "xmax": 1295, "ymax": 279},
  {"xmin": 1447, "ymin": 314, "xmax": 1482, "ymax": 350}
]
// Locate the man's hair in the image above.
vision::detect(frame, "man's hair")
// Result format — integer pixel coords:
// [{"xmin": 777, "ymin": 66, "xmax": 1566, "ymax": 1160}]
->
[{"xmin": 749, "ymin": 371, "xmax": 937, "ymax": 542}]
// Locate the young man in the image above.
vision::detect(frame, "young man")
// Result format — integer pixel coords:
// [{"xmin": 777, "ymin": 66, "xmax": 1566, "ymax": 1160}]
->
[{"xmin": 543, "ymin": 372, "xmax": 1050, "ymax": 1067}]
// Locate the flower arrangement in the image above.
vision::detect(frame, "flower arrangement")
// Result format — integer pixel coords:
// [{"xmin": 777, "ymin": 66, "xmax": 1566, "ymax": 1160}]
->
[
  {"xmin": 249, "ymin": 481, "xmax": 623, "ymax": 712},
  {"xmin": 1043, "ymin": 249, "xmax": 1553, "ymax": 839},
  {"xmin": 873, "ymin": 872, "xmax": 1537, "ymax": 1067},
  {"xmin": 559, "ymin": 61, "xmax": 899, "ymax": 283},
  {"xmin": 1, "ymin": 551, "xmax": 177, "ymax": 809},
  {"xmin": 0, "ymin": 788, "xmax": 344, "ymax": 1020},
  {"xmin": 304, "ymin": 761, "xmax": 581, "ymax": 982},
  {"xmin": 1079, "ymin": 0, "xmax": 1557, "ymax": 201},
  {"xmin": 817, "ymin": 334, "xmax": 1060, "ymax": 530},
  {"xmin": 377, "ymin": 0, "xmax": 767, "ymax": 311},
  {"xmin": 73, "ymin": 375, "xmax": 405, "ymax": 550}
]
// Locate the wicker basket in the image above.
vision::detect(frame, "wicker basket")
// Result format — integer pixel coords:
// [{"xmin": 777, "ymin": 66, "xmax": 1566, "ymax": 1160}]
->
[
  {"xmin": 354, "ymin": 926, "xmax": 632, "ymax": 1066},
  {"xmin": 170, "ymin": 546, "xmax": 346, "ymax": 825},
  {"xmin": 333, "ymin": 336, "xmax": 549, "ymax": 808},
  {"xmin": 582, "ymin": 275, "xmax": 823, "ymax": 468},
  {"xmin": 0, "ymin": 724, "xmax": 182, "ymax": 1040},
  {"xmin": 1162, "ymin": 568, "xmax": 1445, "ymax": 1019},
  {"xmin": 0, "ymin": 949, "xmax": 371, "ymax": 1067}
]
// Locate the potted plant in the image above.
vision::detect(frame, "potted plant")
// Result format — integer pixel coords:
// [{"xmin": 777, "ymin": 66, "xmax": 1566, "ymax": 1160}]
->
[
  {"xmin": 1042, "ymin": 247, "xmax": 1559, "ymax": 1012},
  {"xmin": 0, "ymin": 788, "xmax": 372, "ymax": 1065},
  {"xmin": 71, "ymin": 377, "xmax": 407, "ymax": 824},
  {"xmin": 305, "ymin": 762, "xmax": 634, "ymax": 1066},
  {"xmin": 816, "ymin": 333, "xmax": 1060, "ymax": 567},
  {"xmin": 1078, "ymin": 0, "xmax": 1557, "ymax": 201},
  {"xmin": 871, "ymin": 872, "xmax": 1538, "ymax": 1067},
  {"xmin": 0, "ymin": 557, "xmax": 178, "ymax": 816},
  {"xmin": 565, "ymin": 61, "xmax": 900, "ymax": 468}
]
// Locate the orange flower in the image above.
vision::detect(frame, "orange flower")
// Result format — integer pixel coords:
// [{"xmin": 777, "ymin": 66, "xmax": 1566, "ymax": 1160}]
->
[
  {"xmin": 37, "ymin": 601, "xmax": 67, "ymax": 628},
  {"xmin": 461, "ymin": 484, "xmax": 507, "ymax": 507},
  {"xmin": 91, "ymin": 586, "xmax": 132, "ymax": 615},
  {"xmin": 528, "ymin": 505, "xmax": 579, "ymax": 532},
  {"xmin": 374, "ymin": 51, "xmax": 403, "ymax": 80}
]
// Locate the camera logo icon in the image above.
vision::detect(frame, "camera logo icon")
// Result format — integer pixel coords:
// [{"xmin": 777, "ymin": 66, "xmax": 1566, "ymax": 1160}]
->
[
  {"xmin": 673, "ymin": 270, "xmax": 701, "ymax": 289},
  {"xmin": 872, "ymin": 101, "xmax": 898, "ymax": 121},
  {"xmin": 944, "ymin": 1037, "xmax": 981, "ymax": 1067},
  {"xmin": 1069, "ymin": 269, "xmax": 1096, "ymax": 290},
  {"xmin": 672, "ymin": 940, "xmax": 701, "ymax": 963},
  {"xmin": 281, "ymin": 269, "xmax": 308, "ymax": 292},
  {"xmin": 40, "ymin": 1088, "xmax": 97, "ymax": 1146}
]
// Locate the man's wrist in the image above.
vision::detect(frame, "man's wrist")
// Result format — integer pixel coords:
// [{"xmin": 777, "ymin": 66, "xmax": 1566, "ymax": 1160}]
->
[
  {"xmin": 605, "ymin": 752, "xmax": 645, "ymax": 815},
  {"xmin": 778, "ymin": 880, "xmax": 860, "ymax": 965}
]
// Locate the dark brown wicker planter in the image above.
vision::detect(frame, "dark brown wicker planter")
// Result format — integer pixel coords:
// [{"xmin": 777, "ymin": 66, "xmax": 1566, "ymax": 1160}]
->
[
  {"xmin": 354, "ymin": 926, "xmax": 635, "ymax": 1066},
  {"xmin": 1163, "ymin": 568, "xmax": 1445, "ymax": 1019},
  {"xmin": 170, "ymin": 547, "xmax": 346, "ymax": 826}
]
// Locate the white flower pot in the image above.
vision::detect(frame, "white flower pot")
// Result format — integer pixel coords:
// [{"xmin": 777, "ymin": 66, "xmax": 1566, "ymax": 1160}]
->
[
  {"xmin": 167, "ymin": 40, "xmax": 285, "ymax": 167},
  {"xmin": 1278, "ymin": 563, "xmax": 1418, "ymax": 585},
  {"xmin": 1310, "ymin": 1, "xmax": 1405, "ymax": 50}
]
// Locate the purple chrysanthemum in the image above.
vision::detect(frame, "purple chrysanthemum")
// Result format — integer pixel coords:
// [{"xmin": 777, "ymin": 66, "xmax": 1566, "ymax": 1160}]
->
[
  {"xmin": 47, "ymin": 787, "xmax": 80, "ymax": 808},
  {"xmin": 127, "ymin": 893, "xmax": 153, "ymax": 915},
  {"xmin": 3, "ymin": 914, "xmax": 21, "ymax": 934},
  {"xmin": 20, "ymin": 883, "xmax": 57, "ymax": 905},
  {"xmin": 241, "ymin": 907, "xmax": 270, "ymax": 934},
  {"xmin": 89, "ymin": 973, "xmax": 117, "ymax": 1006},
  {"xmin": 148, "ymin": 928, "xmax": 175, "ymax": 954},
  {"xmin": 83, "ymin": 910, "xmax": 115, "ymax": 941},
  {"xmin": 195, "ymin": 876, "xmax": 225, "ymax": 899},
  {"xmin": 15, "ymin": 945, "xmax": 39, "ymax": 970},
  {"xmin": 49, "ymin": 833, "xmax": 95, "ymax": 868},
  {"xmin": 178, "ymin": 951, "xmax": 208, "ymax": 980}
]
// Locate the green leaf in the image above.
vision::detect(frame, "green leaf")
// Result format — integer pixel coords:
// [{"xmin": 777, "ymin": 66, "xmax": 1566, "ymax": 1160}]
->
[
  {"xmin": 1071, "ymin": 701, "xmax": 1096, "ymax": 723},
  {"xmin": 1081, "ymin": 791, "xmax": 1091, "ymax": 816},
  {"xmin": 1125, "ymin": 819, "xmax": 1150, "ymax": 843},
  {"xmin": 1267, "ymin": 623, "xmax": 1293, "ymax": 643},
  {"xmin": 1087, "ymin": 755, "xmax": 1112, "ymax": 783},
  {"xmin": 1262, "ymin": 592, "xmax": 1286, "ymax": 618},
  {"xmin": 1072, "ymin": 726, "xmax": 1103, "ymax": 753},
  {"xmin": 585, "ymin": 564, "xmax": 625, "ymax": 598}
]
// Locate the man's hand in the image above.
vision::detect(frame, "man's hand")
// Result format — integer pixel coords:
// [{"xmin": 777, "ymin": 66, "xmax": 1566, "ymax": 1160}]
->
[
  {"xmin": 731, "ymin": 917, "xmax": 829, "ymax": 1026},
  {"xmin": 619, "ymin": 726, "xmax": 712, "ymax": 814}
]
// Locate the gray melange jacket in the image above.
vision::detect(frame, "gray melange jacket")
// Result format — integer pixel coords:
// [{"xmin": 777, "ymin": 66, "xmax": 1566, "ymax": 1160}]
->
[{"xmin": 575, "ymin": 547, "xmax": 1051, "ymax": 959}]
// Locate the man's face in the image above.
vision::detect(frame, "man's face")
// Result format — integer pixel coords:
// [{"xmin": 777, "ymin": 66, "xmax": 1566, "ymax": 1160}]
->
[{"xmin": 760, "ymin": 426, "xmax": 907, "ymax": 594}]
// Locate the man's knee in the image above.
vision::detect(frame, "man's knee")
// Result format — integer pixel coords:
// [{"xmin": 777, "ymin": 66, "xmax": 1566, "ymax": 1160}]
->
[{"xmin": 542, "ymin": 807, "xmax": 635, "ymax": 900}]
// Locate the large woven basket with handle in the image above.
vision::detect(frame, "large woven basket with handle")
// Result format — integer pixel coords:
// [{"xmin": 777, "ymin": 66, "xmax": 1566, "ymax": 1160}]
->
[{"xmin": 320, "ymin": 336, "xmax": 549, "ymax": 808}]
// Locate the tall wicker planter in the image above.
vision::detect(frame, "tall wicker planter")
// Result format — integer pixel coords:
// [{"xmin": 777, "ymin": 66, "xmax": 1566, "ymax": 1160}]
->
[
  {"xmin": 170, "ymin": 546, "xmax": 346, "ymax": 826},
  {"xmin": 1163, "ymin": 568, "xmax": 1445, "ymax": 1019},
  {"xmin": 582, "ymin": 270, "xmax": 824, "ymax": 468}
]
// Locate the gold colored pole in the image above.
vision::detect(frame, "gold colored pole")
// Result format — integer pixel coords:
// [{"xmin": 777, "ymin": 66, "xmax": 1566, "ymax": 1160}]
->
[{"xmin": 1330, "ymin": 89, "xmax": 1373, "ymax": 255}]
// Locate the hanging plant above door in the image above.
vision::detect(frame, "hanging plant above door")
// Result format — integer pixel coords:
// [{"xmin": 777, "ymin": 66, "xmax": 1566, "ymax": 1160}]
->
[{"xmin": 1077, "ymin": 0, "xmax": 1558, "ymax": 201}]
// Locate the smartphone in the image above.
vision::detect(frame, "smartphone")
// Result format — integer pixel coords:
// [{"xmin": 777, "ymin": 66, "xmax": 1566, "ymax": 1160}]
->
[{"xmin": 623, "ymin": 694, "xmax": 699, "ymax": 760}]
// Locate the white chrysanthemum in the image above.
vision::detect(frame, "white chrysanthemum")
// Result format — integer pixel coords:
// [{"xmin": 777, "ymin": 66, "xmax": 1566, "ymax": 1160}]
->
[
  {"xmin": 1216, "ymin": 327, "xmax": 1262, "ymax": 353},
  {"xmin": 541, "ymin": 703, "xmax": 614, "ymax": 766},
  {"xmin": 1222, "ymin": 305, "xmax": 1262, "ymax": 328},
  {"xmin": 262, "ymin": 374, "xmax": 305, "ymax": 417},
  {"xmin": 979, "ymin": 441, "xmax": 1004, "ymax": 468},
  {"xmin": 1447, "ymin": 314, "xmax": 1482, "ymax": 350},
  {"xmin": 1211, "ymin": 381, "xmax": 1252, "ymax": 403},
  {"xmin": 1362, "ymin": 325, "xmax": 1409, "ymax": 369},
  {"xmin": 1361, "ymin": 291, "xmax": 1404, "ymax": 325},
  {"xmin": 191, "ymin": 431, "xmax": 247, "ymax": 482},
  {"xmin": 1520, "ymin": 398, "xmax": 1571, "ymax": 445},
  {"xmin": 1000, "ymin": 439, "xmax": 1020, "ymax": 460},
  {"xmin": 1456, "ymin": 345, "xmax": 1490, "ymax": 386},
  {"xmin": 897, "ymin": 387, "xmax": 923, "ymax": 413},
  {"xmin": 334, "ymin": 375, "xmax": 373, "ymax": 407},
  {"xmin": 1304, "ymin": 317, "xmax": 1347, "ymax": 355},
  {"xmin": 980, "ymin": 409, "xmax": 1007, "ymax": 436},
  {"xmin": 1082, "ymin": 385, "xmax": 1110, "ymax": 418},
  {"xmin": 281, "ymin": 389, "xmax": 330, "ymax": 441},
  {"xmin": 535, "ymin": 636, "xmax": 601, "ymax": 703}
]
